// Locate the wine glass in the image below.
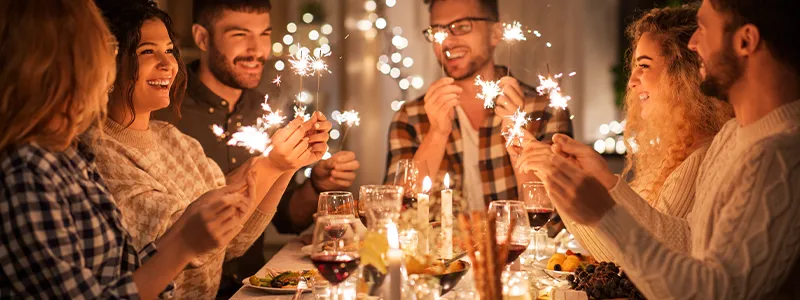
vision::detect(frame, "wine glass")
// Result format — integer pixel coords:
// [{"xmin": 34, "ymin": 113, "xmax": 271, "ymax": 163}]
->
[
  {"xmin": 488, "ymin": 200, "xmax": 531, "ymax": 268},
  {"xmin": 318, "ymin": 191, "xmax": 357, "ymax": 218},
  {"xmin": 522, "ymin": 181, "xmax": 554, "ymax": 261},
  {"xmin": 393, "ymin": 159, "xmax": 418, "ymax": 210},
  {"xmin": 310, "ymin": 215, "xmax": 362, "ymax": 300},
  {"xmin": 359, "ymin": 185, "xmax": 404, "ymax": 227}
]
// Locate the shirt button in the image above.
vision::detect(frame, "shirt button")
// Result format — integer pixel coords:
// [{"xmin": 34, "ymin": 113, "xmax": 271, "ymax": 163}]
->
[
  {"xmin": 221, "ymin": 100, "xmax": 228, "ymax": 106},
  {"xmin": 209, "ymin": 107, "xmax": 215, "ymax": 113},
  {"xmin": 231, "ymin": 157, "xmax": 237, "ymax": 164},
  {"xmin": 236, "ymin": 122, "xmax": 242, "ymax": 126}
]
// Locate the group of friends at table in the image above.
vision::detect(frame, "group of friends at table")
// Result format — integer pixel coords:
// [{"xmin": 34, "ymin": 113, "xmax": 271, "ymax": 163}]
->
[{"xmin": 0, "ymin": 0, "xmax": 799, "ymax": 299}]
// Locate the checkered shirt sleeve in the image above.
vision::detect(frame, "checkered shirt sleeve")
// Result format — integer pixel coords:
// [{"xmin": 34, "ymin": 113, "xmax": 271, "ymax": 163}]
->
[{"xmin": 0, "ymin": 143, "xmax": 173, "ymax": 299}]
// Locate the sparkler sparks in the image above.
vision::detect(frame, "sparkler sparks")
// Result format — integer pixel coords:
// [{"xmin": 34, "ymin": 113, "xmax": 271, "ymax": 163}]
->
[
  {"xmin": 335, "ymin": 110, "xmax": 361, "ymax": 127},
  {"xmin": 272, "ymin": 75, "xmax": 281, "ymax": 86},
  {"xmin": 503, "ymin": 21, "xmax": 527, "ymax": 42},
  {"xmin": 289, "ymin": 45, "xmax": 312, "ymax": 77},
  {"xmin": 474, "ymin": 75, "xmax": 504, "ymax": 109},
  {"xmin": 212, "ymin": 124, "xmax": 225, "ymax": 137},
  {"xmin": 310, "ymin": 48, "xmax": 331, "ymax": 76},
  {"xmin": 294, "ymin": 105, "xmax": 310, "ymax": 121},
  {"xmin": 433, "ymin": 30, "xmax": 448, "ymax": 45},
  {"xmin": 536, "ymin": 72, "xmax": 575, "ymax": 111},
  {"xmin": 503, "ymin": 108, "xmax": 531, "ymax": 147},
  {"xmin": 211, "ymin": 94, "xmax": 285, "ymax": 156}
]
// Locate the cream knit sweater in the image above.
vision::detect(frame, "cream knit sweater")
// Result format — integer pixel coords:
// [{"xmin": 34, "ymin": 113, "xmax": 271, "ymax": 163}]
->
[
  {"xmin": 591, "ymin": 100, "xmax": 800, "ymax": 299},
  {"xmin": 86, "ymin": 119, "xmax": 274, "ymax": 300},
  {"xmin": 565, "ymin": 143, "xmax": 708, "ymax": 262}
]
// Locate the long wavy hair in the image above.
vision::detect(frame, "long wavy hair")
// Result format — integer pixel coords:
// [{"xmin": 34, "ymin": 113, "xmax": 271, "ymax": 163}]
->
[
  {"xmin": 95, "ymin": 0, "xmax": 187, "ymax": 127},
  {"xmin": 622, "ymin": 5, "xmax": 733, "ymax": 202},
  {"xmin": 0, "ymin": 0, "xmax": 116, "ymax": 152}
]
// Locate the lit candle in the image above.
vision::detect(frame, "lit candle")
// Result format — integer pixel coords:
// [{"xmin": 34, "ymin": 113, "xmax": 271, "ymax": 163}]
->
[
  {"xmin": 417, "ymin": 176, "xmax": 432, "ymax": 255},
  {"xmin": 441, "ymin": 173, "xmax": 453, "ymax": 259},
  {"xmin": 386, "ymin": 223, "xmax": 403, "ymax": 300}
]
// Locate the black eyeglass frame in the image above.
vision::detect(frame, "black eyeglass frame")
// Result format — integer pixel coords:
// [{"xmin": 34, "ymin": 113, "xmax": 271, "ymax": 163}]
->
[{"xmin": 421, "ymin": 17, "xmax": 497, "ymax": 42}]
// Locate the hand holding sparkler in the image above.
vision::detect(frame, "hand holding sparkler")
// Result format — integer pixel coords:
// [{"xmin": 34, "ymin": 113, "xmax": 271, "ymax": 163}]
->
[
  {"xmin": 311, "ymin": 151, "xmax": 360, "ymax": 191},
  {"xmin": 494, "ymin": 76, "xmax": 525, "ymax": 119},
  {"xmin": 423, "ymin": 77, "xmax": 462, "ymax": 136},
  {"xmin": 303, "ymin": 111, "xmax": 332, "ymax": 163},
  {"xmin": 265, "ymin": 118, "xmax": 313, "ymax": 172},
  {"xmin": 474, "ymin": 75, "xmax": 504, "ymax": 109}
]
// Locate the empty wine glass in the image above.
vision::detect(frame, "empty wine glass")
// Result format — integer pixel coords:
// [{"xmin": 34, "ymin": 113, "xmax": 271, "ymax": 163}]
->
[
  {"xmin": 311, "ymin": 216, "xmax": 362, "ymax": 300},
  {"xmin": 522, "ymin": 181, "xmax": 554, "ymax": 262},
  {"xmin": 359, "ymin": 185, "xmax": 404, "ymax": 227},
  {"xmin": 318, "ymin": 191, "xmax": 357, "ymax": 218},
  {"xmin": 488, "ymin": 200, "xmax": 531, "ymax": 268},
  {"xmin": 393, "ymin": 159, "xmax": 418, "ymax": 210}
]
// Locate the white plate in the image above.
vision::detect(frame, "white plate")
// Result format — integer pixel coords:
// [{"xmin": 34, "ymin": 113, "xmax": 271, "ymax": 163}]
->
[
  {"xmin": 242, "ymin": 268, "xmax": 313, "ymax": 294},
  {"xmin": 301, "ymin": 245, "xmax": 313, "ymax": 256},
  {"xmin": 532, "ymin": 261, "xmax": 574, "ymax": 279}
]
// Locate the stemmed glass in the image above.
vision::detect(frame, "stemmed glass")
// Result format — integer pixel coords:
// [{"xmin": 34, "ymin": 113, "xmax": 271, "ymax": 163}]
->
[
  {"xmin": 310, "ymin": 215, "xmax": 361, "ymax": 300},
  {"xmin": 359, "ymin": 185, "xmax": 404, "ymax": 227},
  {"xmin": 318, "ymin": 191, "xmax": 357, "ymax": 217},
  {"xmin": 522, "ymin": 181, "xmax": 554, "ymax": 261},
  {"xmin": 393, "ymin": 159, "xmax": 419, "ymax": 210},
  {"xmin": 488, "ymin": 200, "xmax": 531, "ymax": 268}
]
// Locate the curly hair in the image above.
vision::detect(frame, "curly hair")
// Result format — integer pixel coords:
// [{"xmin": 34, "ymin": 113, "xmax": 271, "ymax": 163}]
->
[
  {"xmin": 622, "ymin": 5, "xmax": 734, "ymax": 202},
  {"xmin": 94, "ymin": 0, "xmax": 187, "ymax": 127}
]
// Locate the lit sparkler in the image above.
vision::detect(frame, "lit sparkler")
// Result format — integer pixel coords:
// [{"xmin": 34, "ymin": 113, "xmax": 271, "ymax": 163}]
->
[
  {"xmin": 503, "ymin": 21, "xmax": 527, "ymax": 42},
  {"xmin": 289, "ymin": 45, "xmax": 312, "ymax": 77},
  {"xmin": 211, "ymin": 124, "xmax": 225, "ymax": 137},
  {"xmin": 294, "ymin": 105, "xmax": 311, "ymax": 121},
  {"xmin": 272, "ymin": 75, "xmax": 281, "ymax": 86},
  {"xmin": 503, "ymin": 108, "xmax": 530, "ymax": 147},
  {"xmin": 211, "ymin": 94, "xmax": 285, "ymax": 156},
  {"xmin": 310, "ymin": 48, "xmax": 332, "ymax": 111},
  {"xmin": 335, "ymin": 110, "xmax": 361, "ymax": 127},
  {"xmin": 433, "ymin": 31, "xmax": 448, "ymax": 45},
  {"xmin": 474, "ymin": 75, "xmax": 504, "ymax": 109}
]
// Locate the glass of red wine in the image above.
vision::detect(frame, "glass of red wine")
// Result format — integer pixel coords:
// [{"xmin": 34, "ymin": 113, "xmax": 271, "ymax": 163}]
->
[
  {"xmin": 522, "ymin": 181, "xmax": 553, "ymax": 262},
  {"xmin": 359, "ymin": 185, "xmax": 404, "ymax": 227},
  {"xmin": 488, "ymin": 200, "xmax": 531, "ymax": 269},
  {"xmin": 393, "ymin": 159, "xmax": 419, "ymax": 210},
  {"xmin": 311, "ymin": 215, "xmax": 362, "ymax": 300}
]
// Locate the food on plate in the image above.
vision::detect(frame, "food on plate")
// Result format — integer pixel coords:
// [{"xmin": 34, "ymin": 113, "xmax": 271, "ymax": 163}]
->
[
  {"xmin": 405, "ymin": 255, "xmax": 467, "ymax": 275},
  {"xmin": 567, "ymin": 261, "xmax": 645, "ymax": 300},
  {"xmin": 248, "ymin": 269, "xmax": 317, "ymax": 289},
  {"xmin": 545, "ymin": 250, "xmax": 596, "ymax": 272}
]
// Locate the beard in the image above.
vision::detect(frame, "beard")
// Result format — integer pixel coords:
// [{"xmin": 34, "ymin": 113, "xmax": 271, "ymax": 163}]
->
[
  {"xmin": 207, "ymin": 37, "xmax": 266, "ymax": 90},
  {"xmin": 699, "ymin": 38, "xmax": 743, "ymax": 102},
  {"xmin": 441, "ymin": 48, "xmax": 492, "ymax": 81}
]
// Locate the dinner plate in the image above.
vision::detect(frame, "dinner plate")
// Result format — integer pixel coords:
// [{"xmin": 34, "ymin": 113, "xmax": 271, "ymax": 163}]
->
[
  {"xmin": 533, "ymin": 260, "xmax": 574, "ymax": 279},
  {"xmin": 301, "ymin": 244, "xmax": 313, "ymax": 256},
  {"xmin": 242, "ymin": 268, "xmax": 313, "ymax": 294}
]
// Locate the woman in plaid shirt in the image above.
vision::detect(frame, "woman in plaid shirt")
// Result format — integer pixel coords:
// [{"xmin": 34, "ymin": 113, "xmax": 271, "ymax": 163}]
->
[{"xmin": 0, "ymin": 1, "xmax": 253, "ymax": 299}]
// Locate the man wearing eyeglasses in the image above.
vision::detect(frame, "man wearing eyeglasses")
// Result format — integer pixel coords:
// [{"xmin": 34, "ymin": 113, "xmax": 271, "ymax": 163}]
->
[{"xmin": 384, "ymin": 0, "xmax": 573, "ymax": 206}]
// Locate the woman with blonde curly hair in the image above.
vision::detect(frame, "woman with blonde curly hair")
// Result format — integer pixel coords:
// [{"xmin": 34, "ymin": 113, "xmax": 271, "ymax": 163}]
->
[{"xmin": 516, "ymin": 4, "xmax": 732, "ymax": 262}]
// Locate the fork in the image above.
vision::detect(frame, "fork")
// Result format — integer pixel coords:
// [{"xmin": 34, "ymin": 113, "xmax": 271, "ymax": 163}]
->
[{"xmin": 292, "ymin": 277, "xmax": 308, "ymax": 300}]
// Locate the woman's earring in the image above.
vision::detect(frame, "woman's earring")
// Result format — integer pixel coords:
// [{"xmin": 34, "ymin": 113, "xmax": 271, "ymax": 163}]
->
[{"xmin": 108, "ymin": 85, "xmax": 115, "ymax": 93}]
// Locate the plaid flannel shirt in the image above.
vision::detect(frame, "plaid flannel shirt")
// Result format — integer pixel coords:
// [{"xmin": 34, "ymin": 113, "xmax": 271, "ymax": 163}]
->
[
  {"xmin": 0, "ymin": 142, "xmax": 173, "ymax": 299},
  {"xmin": 384, "ymin": 68, "xmax": 573, "ymax": 204}
]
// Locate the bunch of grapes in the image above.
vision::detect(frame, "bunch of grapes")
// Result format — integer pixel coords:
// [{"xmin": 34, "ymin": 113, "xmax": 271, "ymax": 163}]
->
[{"xmin": 565, "ymin": 262, "xmax": 645, "ymax": 300}]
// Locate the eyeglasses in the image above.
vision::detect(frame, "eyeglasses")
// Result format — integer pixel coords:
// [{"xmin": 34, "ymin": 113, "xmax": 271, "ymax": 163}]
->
[{"xmin": 422, "ymin": 17, "xmax": 496, "ymax": 42}]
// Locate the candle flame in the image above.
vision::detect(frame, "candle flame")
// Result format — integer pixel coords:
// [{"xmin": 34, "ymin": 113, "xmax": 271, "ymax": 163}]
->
[
  {"xmin": 443, "ymin": 173, "xmax": 450, "ymax": 189},
  {"xmin": 422, "ymin": 176, "xmax": 432, "ymax": 193},
  {"xmin": 387, "ymin": 223, "xmax": 400, "ymax": 249}
]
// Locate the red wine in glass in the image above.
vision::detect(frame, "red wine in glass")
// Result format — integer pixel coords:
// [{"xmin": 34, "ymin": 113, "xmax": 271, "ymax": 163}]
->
[
  {"xmin": 505, "ymin": 244, "xmax": 529, "ymax": 264},
  {"xmin": 402, "ymin": 195, "xmax": 417, "ymax": 210},
  {"xmin": 527, "ymin": 208, "xmax": 554, "ymax": 230},
  {"xmin": 310, "ymin": 253, "xmax": 361, "ymax": 284}
]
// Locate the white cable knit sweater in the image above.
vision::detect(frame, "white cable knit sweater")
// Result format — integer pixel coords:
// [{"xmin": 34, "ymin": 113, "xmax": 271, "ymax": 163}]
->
[{"xmin": 593, "ymin": 100, "xmax": 800, "ymax": 299}]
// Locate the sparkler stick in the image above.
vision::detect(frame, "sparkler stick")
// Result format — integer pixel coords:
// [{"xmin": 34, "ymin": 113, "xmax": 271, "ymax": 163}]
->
[
  {"xmin": 310, "ymin": 48, "xmax": 331, "ymax": 111},
  {"xmin": 434, "ymin": 30, "xmax": 448, "ymax": 77},
  {"xmin": 290, "ymin": 44, "xmax": 313, "ymax": 116},
  {"xmin": 334, "ymin": 110, "xmax": 360, "ymax": 152},
  {"xmin": 502, "ymin": 21, "xmax": 526, "ymax": 76}
]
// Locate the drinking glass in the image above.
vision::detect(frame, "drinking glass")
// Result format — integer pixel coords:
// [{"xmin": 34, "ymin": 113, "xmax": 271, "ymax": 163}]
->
[
  {"xmin": 318, "ymin": 191, "xmax": 357, "ymax": 217},
  {"xmin": 522, "ymin": 181, "xmax": 554, "ymax": 261},
  {"xmin": 359, "ymin": 185, "xmax": 404, "ymax": 227},
  {"xmin": 393, "ymin": 159, "xmax": 419, "ymax": 210},
  {"xmin": 488, "ymin": 200, "xmax": 530, "ymax": 268},
  {"xmin": 310, "ymin": 216, "xmax": 362, "ymax": 300}
]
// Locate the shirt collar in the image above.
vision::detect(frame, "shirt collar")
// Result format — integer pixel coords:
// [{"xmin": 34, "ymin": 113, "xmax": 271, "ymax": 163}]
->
[{"xmin": 186, "ymin": 60, "xmax": 264, "ymax": 113}]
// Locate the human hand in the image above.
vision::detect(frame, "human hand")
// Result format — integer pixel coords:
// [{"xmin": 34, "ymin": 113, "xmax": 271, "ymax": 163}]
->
[
  {"xmin": 311, "ymin": 151, "xmax": 360, "ymax": 192},
  {"xmin": 175, "ymin": 179, "xmax": 252, "ymax": 256},
  {"xmin": 517, "ymin": 152, "xmax": 616, "ymax": 225},
  {"xmin": 423, "ymin": 77, "xmax": 462, "ymax": 137},
  {"xmin": 266, "ymin": 117, "xmax": 312, "ymax": 172},
  {"xmin": 551, "ymin": 134, "xmax": 617, "ymax": 189},
  {"xmin": 496, "ymin": 76, "xmax": 526, "ymax": 127},
  {"xmin": 302, "ymin": 111, "xmax": 333, "ymax": 165}
]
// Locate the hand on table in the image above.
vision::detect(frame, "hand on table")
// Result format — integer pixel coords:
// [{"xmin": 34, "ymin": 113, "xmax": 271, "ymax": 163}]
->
[
  {"xmin": 312, "ymin": 151, "xmax": 360, "ymax": 192},
  {"xmin": 424, "ymin": 77, "xmax": 462, "ymax": 137},
  {"xmin": 516, "ymin": 142, "xmax": 616, "ymax": 225}
]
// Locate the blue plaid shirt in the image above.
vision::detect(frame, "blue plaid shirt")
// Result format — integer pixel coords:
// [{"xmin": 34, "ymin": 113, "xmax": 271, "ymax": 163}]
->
[{"xmin": 0, "ymin": 142, "xmax": 173, "ymax": 299}]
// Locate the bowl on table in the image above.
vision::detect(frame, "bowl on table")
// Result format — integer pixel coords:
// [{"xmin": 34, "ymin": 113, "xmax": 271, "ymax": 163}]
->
[{"xmin": 433, "ymin": 260, "xmax": 471, "ymax": 295}]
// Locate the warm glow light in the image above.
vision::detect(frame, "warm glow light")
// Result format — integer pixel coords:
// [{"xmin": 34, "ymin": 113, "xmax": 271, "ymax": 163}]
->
[
  {"xmin": 422, "ymin": 176, "xmax": 432, "ymax": 193},
  {"xmin": 287, "ymin": 23, "xmax": 297, "ymax": 33},
  {"xmin": 283, "ymin": 34, "xmax": 293, "ymax": 45},
  {"xmin": 303, "ymin": 13, "xmax": 314, "ymax": 24},
  {"xmin": 309, "ymin": 30, "xmax": 320, "ymax": 40},
  {"xmin": 402, "ymin": 57, "xmax": 414, "ymax": 67},
  {"xmin": 365, "ymin": 0, "xmax": 377, "ymax": 11},
  {"xmin": 376, "ymin": 18, "xmax": 387, "ymax": 29},
  {"xmin": 273, "ymin": 43, "xmax": 283, "ymax": 54},
  {"xmin": 321, "ymin": 24, "xmax": 333, "ymax": 35},
  {"xmin": 444, "ymin": 173, "xmax": 450, "ymax": 189},
  {"xmin": 387, "ymin": 222, "xmax": 400, "ymax": 248}
]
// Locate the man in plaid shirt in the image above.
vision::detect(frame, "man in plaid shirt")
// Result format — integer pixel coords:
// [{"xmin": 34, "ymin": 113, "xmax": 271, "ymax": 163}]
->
[{"xmin": 385, "ymin": 0, "xmax": 573, "ymax": 206}]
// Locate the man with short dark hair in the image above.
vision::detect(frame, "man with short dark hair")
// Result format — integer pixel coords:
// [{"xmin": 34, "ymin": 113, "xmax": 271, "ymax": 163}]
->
[
  {"xmin": 519, "ymin": 0, "xmax": 800, "ymax": 298},
  {"xmin": 154, "ymin": 0, "xmax": 360, "ymax": 296},
  {"xmin": 385, "ymin": 0, "xmax": 573, "ymax": 206}
]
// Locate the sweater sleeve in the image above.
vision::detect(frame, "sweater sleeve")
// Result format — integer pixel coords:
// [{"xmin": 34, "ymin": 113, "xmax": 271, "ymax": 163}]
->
[
  {"xmin": 564, "ymin": 149, "xmax": 703, "ymax": 261},
  {"xmin": 224, "ymin": 208, "xmax": 276, "ymax": 261},
  {"xmin": 594, "ymin": 143, "xmax": 800, "ymax": 300}
]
